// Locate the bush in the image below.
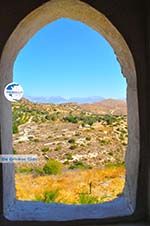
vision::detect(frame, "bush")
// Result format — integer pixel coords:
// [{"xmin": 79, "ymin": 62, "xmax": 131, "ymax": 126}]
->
[
  {"xmin": 64, "ymin": 115, "xmax": 78, "ymax": 123},
  {"xmin": 65, "ymin": 153, "xmax": 73, "ymax": 160},
  {"xmin": 15, "ymin": 167, "xmax": 33, "ymax": 174},
  {"xmin": 119, "ymin": 134, "xmax": 124, "ymax": 141},
  {"xmin": 68, "ymin": 138, "xmax": 76, "ymax": 144},
  {"xmin": 83, "ymin": 116, "xmax": 96, "ymax": 126},
  {"xmin": 34, "ymin": 167, "xmax": 45, "ymax": 176},
  {"xmin": 102, "ymin": 114, "xmax": 116, "ymax": 125},
  {"xmin": 48, "ymin": 135, "xmax": 52, "ymax": 139},
  {"xmin": 79, "ymin": 193, "xmax": 98, "ymax": 204},
  {"xmin": 54, "ymin": 145, "xmax": 62, "ymax": 151},
  {"xmin": 33, "ymin": 138, "xmax": 39, "ymax": 142},
  {"xmin": 69, "ymin": 161, "xmax": 91, "ymax": 170},
  {"xmin": 43, "ymin": 159, "xmax": 63, "ymax": 175},
  {"xmin": 35, "ymin": 189, "xmax": 59, "ymax": 203},
  {"xmin": 13, "ymin": 148, "xmax": 17, "ymax": 154},
  {"xmin": 41, "ymin": 147, "xmax": 50, "ymax": 153},
  {"xmin": 99, "ymin": 139, "xmax": 110, "ymax": 145},
  {"xmin": 75, "ymin": 132, "xmax": 80, "ymax": 136},
  {"xmin": 43, "ymin": 190, "xmax": 59, "ymax": 203},
  {"xmin": 63, "ymin": 160, "xmax": 69, "ymax": 165},
  {"xmin": 45, "ymin": 115, "xmax": 51, "ymax": 120},
  {"xmin": 82, "ymin": 123, "xmax": 85, "ymax": 127},
  {"xmin": 105, "ymin": 161, "xmax": 125, "ymax": 168},
  {"xmin": 51, "ymin": 114, "xmax": 57, "ymax": 121},
  {"xmin": 12, "ymin": 124, "xmax": 19, "ymax": 134},
  {"xmin": 28, "ymin": 135, "xmax": 34, "ymax": 141},
  {"xmin": 86, "ymin": 136, "xmax": 91, "ymax": 141},
  {"xmin": 69, "ymin": 144, "xmax": 77, "ymax": 150}
]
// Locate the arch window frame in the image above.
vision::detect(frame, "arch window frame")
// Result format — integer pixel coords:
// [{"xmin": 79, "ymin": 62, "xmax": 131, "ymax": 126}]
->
[{"xmin": 0, "ymin": 0, "xmax": 139, "ymax": 222}]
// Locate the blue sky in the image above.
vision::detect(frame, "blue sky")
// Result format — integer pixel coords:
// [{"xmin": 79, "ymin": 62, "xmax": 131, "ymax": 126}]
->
[{"xmin": 13, "ymin": 18, "xmax": 126, "ymax": 99}]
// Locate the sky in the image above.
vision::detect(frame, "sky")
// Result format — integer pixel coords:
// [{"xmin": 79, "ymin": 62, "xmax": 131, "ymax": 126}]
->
[{"xmin": 13, "ymin": 18, "xmax": 126, "ymax": 99}]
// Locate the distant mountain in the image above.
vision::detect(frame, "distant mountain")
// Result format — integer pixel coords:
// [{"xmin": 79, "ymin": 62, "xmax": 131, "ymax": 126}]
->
[
  {"xmin": 69, "ymin": 96, "xmax": 104, "ymax": 104},
  {"xmin": 26, "ymin": 96, "xmax": 104, "ymax": 104},
  {"xmin": 26, "ymin": 96, "xmax": 66, "ymax": 104}
]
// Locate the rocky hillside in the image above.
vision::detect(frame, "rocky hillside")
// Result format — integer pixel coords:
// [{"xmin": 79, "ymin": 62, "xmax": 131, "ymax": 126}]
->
[
  {"xmin": 13, "ymin": 98, "xmax": 127, "ymax": 204},
  {"xmin": 13, "ymin": 98, "xmax": 127, "ymax": 169}
]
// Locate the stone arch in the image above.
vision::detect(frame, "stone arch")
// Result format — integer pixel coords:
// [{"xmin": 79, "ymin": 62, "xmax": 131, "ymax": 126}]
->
[{"xmin": 0, "ymin": 0, "xmax": 139, "ymax": 221}]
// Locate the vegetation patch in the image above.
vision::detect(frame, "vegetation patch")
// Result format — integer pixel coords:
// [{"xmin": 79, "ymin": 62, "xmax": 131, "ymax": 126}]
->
[
  {"xmin": 43, "ymin": 159, "xmax": 63, "ymax": 175},
  {"xmin": 36, "ymin": 189, "xmax": 59, "ymax": 203},
  {"xmin": 79, "ymin": 193, "xmax": 99, "ymax": 204},
  {"xmin": 13, "ymin": 99, "xmax": 127, "ymax": 204},
  {"xmin": 41, "ymin": 147, "xmax": 50, "ymax": 153},
  {"xmin": 69, "ymin": 160, "xmax": 92, "ymax": 170}
]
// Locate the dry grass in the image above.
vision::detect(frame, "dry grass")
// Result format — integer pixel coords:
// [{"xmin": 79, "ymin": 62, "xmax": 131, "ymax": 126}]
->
[{"xmin": 15, "ymin": 165, "xmax": 125, "ymax": 204}]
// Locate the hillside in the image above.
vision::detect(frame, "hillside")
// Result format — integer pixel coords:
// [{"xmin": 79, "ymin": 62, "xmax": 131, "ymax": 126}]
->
[
  {"xmin": 13, "ymin": 98, "xmax": 127, "ymax": 204},
  {"xmin": 81, "ymin": 99, "xmax": 127, "ymax": 115}
]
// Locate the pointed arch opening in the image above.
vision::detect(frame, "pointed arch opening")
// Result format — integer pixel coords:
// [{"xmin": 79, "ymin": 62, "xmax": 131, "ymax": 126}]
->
[{"xmin": 0, "ymin": 0, "xmax": 139, "ymax": 221}]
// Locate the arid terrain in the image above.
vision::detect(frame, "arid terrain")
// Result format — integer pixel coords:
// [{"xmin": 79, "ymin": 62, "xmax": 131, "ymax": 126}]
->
[{"xmin": 13, "ymin": 98, "xmax": 127, "ymax": 204}]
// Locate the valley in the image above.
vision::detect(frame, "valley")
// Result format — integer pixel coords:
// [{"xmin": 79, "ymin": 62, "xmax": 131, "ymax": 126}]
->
[{"xmin": 13, "ymin": 98, "xmax": 127, "ymax": 204}]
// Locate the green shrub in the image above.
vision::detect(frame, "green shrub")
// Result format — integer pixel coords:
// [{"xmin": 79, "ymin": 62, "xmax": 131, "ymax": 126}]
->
[
  {"xmin": 54, "ymin": 145, "xmax": 62, "ymax": 151},
  {"xmin": 51, "ymin": 114, "xmax": 57, "ymax": 121},
  {"xmin": 65, "ymin": 153, "xmax": 73, "ymax": 160},
  {"xmin": 78, "ymin": 114, "xmax": 99, "ymax": 126},
  {"xmin": 83, "ymin": 116, "xmax": 96, "ymax": 126},
  {"xmin": 86, "ymin": 136, "xmax": 91, "ymax": 141},
  {"xmin": 45, "ymin": 115, "xmax": 51, "ymax": 120},
  {"xmin": 12, "ymin": 124, "xmax": 19, "ymax": 134},
  {"xmin": 43, "ymin": 159, "xmax": 63, "ymax": 175},
  {"xmin": 105, "ymin": 161, "xmax": 125, "ymax": 168},
  {"xmin": 119, "ymin": 134, "xmax": 124, "ymax": 141},
  {"xmin": 44, "ymin": 190, "xmax": 58, "ymax": 203},
  {"xmin": 33, "ymin": 138, "xmax": 39, "ymax": 142},
  {"xmin": 102, "ymin": 114, "xmax": 117, "ymax": 125},
  {"xmin": 68, "ymin": 138, "xmax": 76, "ymax": 144},
  {"xmin": 69, "ymin": 144, "xmax": 77, "ymax": 150},
  {"xmin": 69, "ymin": 161, "xmax": 91, "ymax": 170},
  {"xmin": 41, "ymin": 147, "xmax": 50, "ymax": 153},
  {"xmin": 28, "ymin": 135, "xmax": 34, "ymax": 141},
  {"xmin": 35, "ymin": 195, "xmax": 43, "ymax": 202},
  {"xmin": 16, "ymin": 167, "xmax": 45, "ymax": 176},
  {"xmin": 48, "ymin": 135, "xmax": 52, "ymax": 139},
  {"xmin": 41, "ymin": 117, "xmax": 46, "ymax": 123},
  {"xmin": 108, "ymin": 152, "xmax": 113, "ymax": 156},
  {"xmin": 64, "ymin": 115, "xmax": 78, "ymax": 123},
  {"xmin": 16, "ymin": 167, "xmax": 33, "ymax": 174},
  {"xmin": 13, "ymin": 148, "xmax": 17, "ymax": 154},
  {"xmin": 32, "ymin": 117, "xmax": 39, "ymax": 123},
  {"xmin": 35, "ymin": 189, "xmax": 59, "ymax": 203},
  {"xmin": 63, "ymin": 160, "xmax": 69, "ymax": 165},
  {"xmin": 75, "ymin": 132, "xmax": 80, "ymax": 136},
  {"xmin": 79, "ymin": 193, "xmax": 98, "ymax": 204},
  {"xmin": 43, "ymin": 190, "xmax": 59, "ymax": 203},
  {"xmin": 12, "ymin": 106, "xmax": 30, "ymax": 130},
  {"xmin": 34, "ymin": 167, "xmax": 44, "ymax": 175},
  {"xmin": 99, "ymin": 139, "xmax": 110, "ymax": 145}
]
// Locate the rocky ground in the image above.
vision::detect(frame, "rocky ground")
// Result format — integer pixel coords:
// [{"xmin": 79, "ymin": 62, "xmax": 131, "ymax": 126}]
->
[{"xmin": 13, "ymin": 99, "xmax": 127, "ymax": 168}]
